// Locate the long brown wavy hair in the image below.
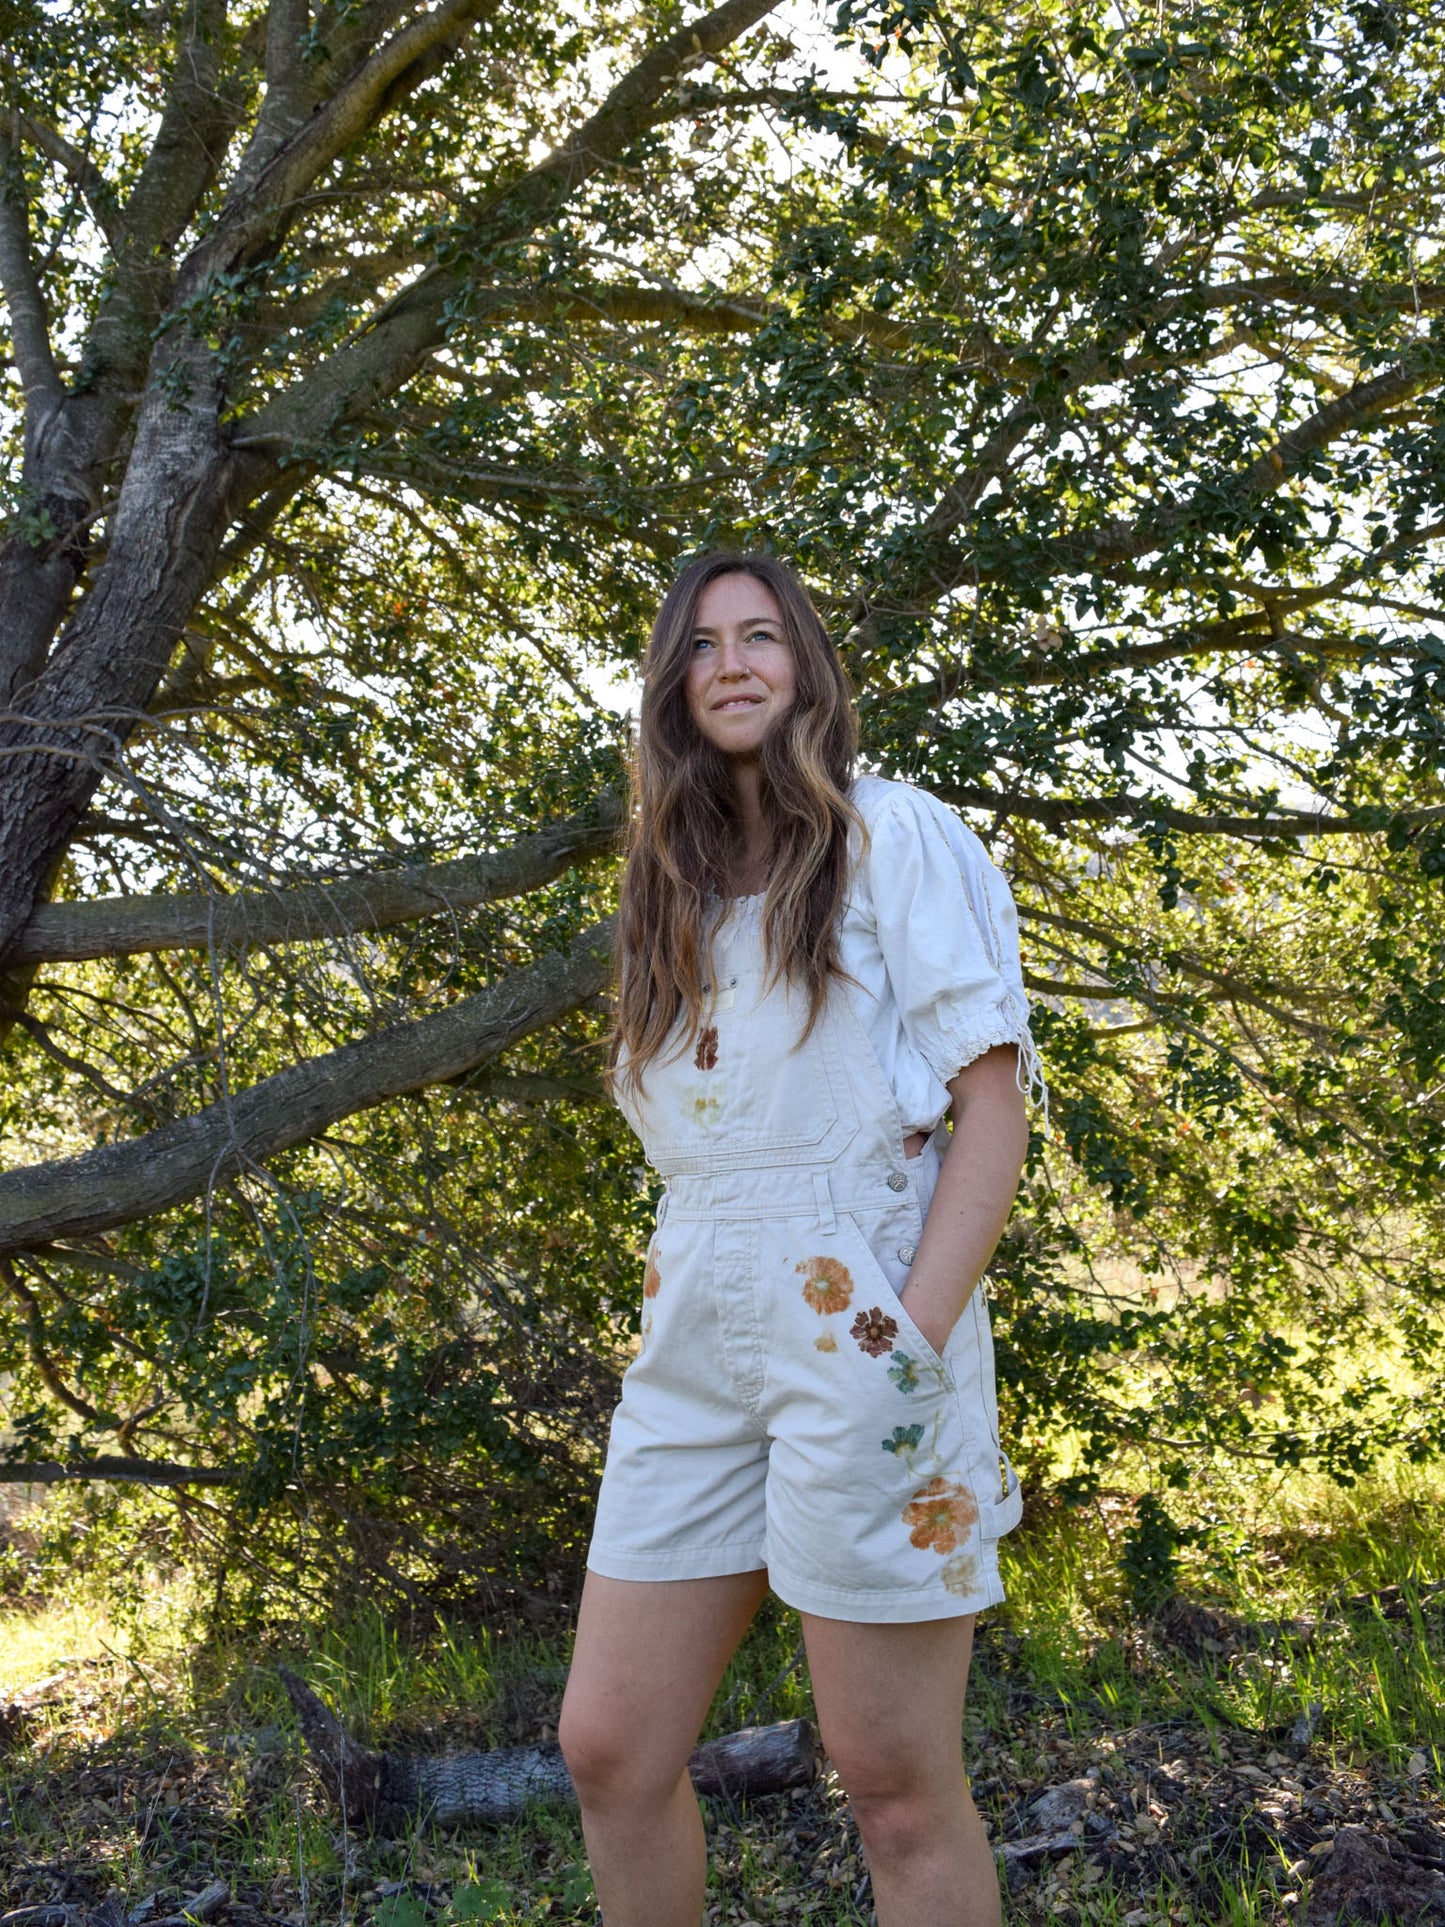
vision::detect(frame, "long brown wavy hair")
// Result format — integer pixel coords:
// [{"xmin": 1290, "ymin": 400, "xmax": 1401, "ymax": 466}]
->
[{"xmin": 611, "ymin": 552, "xmax": 860, "ymax": 1089}]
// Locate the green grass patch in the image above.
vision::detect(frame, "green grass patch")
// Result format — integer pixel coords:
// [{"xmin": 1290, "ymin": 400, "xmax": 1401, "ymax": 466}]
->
[{"xmin": 1, "ymin": 1457, "xmax": 1441, "ymax": 1924}]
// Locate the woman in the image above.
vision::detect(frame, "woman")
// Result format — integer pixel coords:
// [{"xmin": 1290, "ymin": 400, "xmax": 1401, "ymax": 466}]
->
[{"xmin": 559, "ymin": 553, "xmax": 1042, "ymax": 1927}]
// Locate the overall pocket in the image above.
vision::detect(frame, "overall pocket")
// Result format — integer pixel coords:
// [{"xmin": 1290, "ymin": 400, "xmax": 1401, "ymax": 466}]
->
[{"xmin": 839, "ymin": 1207, "xmax": 955, "ymax": 1385}]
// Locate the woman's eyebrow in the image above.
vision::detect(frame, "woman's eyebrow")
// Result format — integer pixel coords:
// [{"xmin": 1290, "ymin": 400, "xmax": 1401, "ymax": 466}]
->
[{"xmin": 691, "ymin": 615, "xmax": 782, "ymax": 636}]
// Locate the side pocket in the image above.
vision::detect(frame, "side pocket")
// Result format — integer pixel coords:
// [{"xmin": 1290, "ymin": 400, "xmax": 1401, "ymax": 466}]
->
[{"xmin": 841, "ymin": 1210, "xmax": 955, "ymax": 1385}]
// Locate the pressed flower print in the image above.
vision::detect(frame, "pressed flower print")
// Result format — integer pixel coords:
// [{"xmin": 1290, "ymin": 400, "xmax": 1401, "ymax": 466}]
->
[
  {"xmin": 881, "ymin": 1424, "xmax": 925, "ymax": 1456},
  {"xmin": 851, "ymin": 1306, "xmax": 899, "ymax": 1357},
  {"xmin": 643, "ymin": 1249, "xmax": 661, "ymax": 1299},
  {"xmin": 941, "ymin": 1551, "xmax": 980, "ymax": 1597},
  {"xmin": 798, "ymin": 1255, "xmax": 854, "ymax": 1316},
  {"xmin": 902, "ymin": 1477, "xmax": 979, "ymax": 1555},
  {"xmin": 814, "ymin": 1332, "xmax": 838, "ymax": 1353},
  {"xmin": 693, "ymin": 1025, "xmax": 719, "ymax": 1071},
  {"xmin": 887, "ymin": 1352, "xmax": 921, "ymax": 1394}
]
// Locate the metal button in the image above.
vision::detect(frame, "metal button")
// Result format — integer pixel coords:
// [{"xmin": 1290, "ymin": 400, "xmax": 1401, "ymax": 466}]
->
[
  {"xmin": 898, "ymin": 1243, "xmax": 918, "ymax": 1266},
  {"xmin": 887, "ymin": 1171, "xmax": 908, "ymax": 1192}
]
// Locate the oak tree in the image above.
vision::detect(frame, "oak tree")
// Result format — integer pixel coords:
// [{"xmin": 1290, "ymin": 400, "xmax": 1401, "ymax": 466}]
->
[{"xmin": 0, "ymin": 0, "xmax": 1440, "ymax": 1607}]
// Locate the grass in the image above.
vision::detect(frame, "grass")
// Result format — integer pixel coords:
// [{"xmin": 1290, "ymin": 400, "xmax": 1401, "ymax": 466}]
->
[{"xmin": 1, "ymin": 1458, "xmax": 1442, "ymax": 1924}]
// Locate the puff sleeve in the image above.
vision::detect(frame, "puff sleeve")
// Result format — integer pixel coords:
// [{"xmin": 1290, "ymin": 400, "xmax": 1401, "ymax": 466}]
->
[{"xmin": 852, "ymin": 781, "xmax": 1046, "ymax": 1114}]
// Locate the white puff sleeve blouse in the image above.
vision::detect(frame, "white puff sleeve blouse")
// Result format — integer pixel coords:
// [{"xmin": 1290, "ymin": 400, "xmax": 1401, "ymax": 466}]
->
[{"xmin": 840, "ymin": 775, "xmax": 1045, "ymax": 1137}]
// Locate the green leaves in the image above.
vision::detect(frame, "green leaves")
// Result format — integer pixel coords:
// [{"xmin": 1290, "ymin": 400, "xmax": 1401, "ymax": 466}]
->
[{"xmin": 887, "ymin": 1354, "xmax": 921, "ymax": 1395}]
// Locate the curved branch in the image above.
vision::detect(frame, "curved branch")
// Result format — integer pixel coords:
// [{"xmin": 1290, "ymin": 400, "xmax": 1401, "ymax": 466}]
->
[
  {"xmin": 0, "ymin": 918, "xmax": 617, "ymax": 1256},
  {"xmin": 0, "ymin": 1256, "xmax": 111, "ymax": 1425},
  {"xmin": 938, "ymin": 783, "xmax": 1445, "ymax": 840},
  {"xmin": 10, "ymin": 791, "xmax": 623, "ymax": 966},
  {"xmin": 1038, "ymin": 360, "xmax": 1437, "ymax": 577},
  {"xmin": 195, "ymin": 0, "xmax": 504, "ymax": 280},
  {"xmin": 241, "ymin": 0, "xmax": 782, "ymax": 458},
  {"xmin": 17, "ymin": 112, "xmax": 124, "ymax": 254}
]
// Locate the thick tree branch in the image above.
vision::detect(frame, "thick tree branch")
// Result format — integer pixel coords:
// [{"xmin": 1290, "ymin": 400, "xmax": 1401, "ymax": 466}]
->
[
  {"xmin": 1200, "ymin": 273, "xmax": 1445, "ymax": 317},
  {"xmin": 0, "ymin": 1456, "xmax": 237, "ymax": 1487},
  {"xmin": 0, "ymin": 126, "xmax": 63, "ymax": 409},
  {"xmin": 196, "ymin": 0, "xmax": 504, "ymax": 277},
  {"xmin": 116, "ymin": 0, "xmax": 245, "ymax": 264},
  {"xmin": 10, "ymin": 791, "xmax": 623, "ymax": 966},
  {"xmin": 0, "ymin": 919, "xmax": 617, "ymax": 1256},
  {"xmin": 258, "ymin": 0, "xmax": 317, "ymax": 149},
  {"xmin": 0, "ymin": 10, "xmax": 263, "ymax": 721}
]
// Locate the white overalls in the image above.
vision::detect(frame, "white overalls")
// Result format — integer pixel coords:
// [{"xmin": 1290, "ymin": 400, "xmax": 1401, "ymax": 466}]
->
[{"xmin": 588, "ymin": 889, "xmax": 1024, "ymax": 1624}]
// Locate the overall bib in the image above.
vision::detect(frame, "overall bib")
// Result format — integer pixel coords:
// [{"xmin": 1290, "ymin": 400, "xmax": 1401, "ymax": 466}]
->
[{"xmin": 588, "ymin": 895, "xmax": 1023, "ymax": 1622}]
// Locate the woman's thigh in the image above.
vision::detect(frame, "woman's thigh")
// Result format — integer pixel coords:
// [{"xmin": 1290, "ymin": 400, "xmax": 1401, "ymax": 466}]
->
[
  {"xmin": 800, "ymin": 1610, "xmax": 976, "ymax": 1794},
  {"xmin": 560, "ymin": 1569, "xmax": 770, "ymax": 1787}
]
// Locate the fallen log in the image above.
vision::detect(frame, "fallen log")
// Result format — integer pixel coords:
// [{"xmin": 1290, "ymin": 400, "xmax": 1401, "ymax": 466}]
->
[{"xmin": 279, "ymin": 1668, "xmax": 817, "ymax": 1827}]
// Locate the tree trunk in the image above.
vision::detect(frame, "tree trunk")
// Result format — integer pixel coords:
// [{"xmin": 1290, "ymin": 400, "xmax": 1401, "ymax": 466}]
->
[
  {"xmin": 279, "ymin": 1668, "xmax": 818, "ymax": 1827},
  {"xmin": 0, "ymin": 343, "xmax": 239, "ymax": 966}
]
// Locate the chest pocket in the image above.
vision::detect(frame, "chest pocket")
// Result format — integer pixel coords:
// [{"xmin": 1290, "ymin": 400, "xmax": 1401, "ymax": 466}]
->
[{"xmin": 621, "ymin": 963, "xmax": 861, "ymax": 1177}]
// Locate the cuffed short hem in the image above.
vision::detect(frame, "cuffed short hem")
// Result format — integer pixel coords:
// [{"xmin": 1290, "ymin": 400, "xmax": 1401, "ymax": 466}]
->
[
  {"xmin": 767, "ymin": 1562, "xmax": 1006, "ymax": 1625},
  {"xmin": 586, "ymin": 1539, "xmax": 768, "ymax": 1583}
]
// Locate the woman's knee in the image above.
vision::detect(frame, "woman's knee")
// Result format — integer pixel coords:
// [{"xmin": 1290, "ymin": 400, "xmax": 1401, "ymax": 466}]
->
[
  {"xmin": 824, "ymin": 1738, "xmax": 967, "ymax": 1861},
  {"xmin": 558, "ymin": 1700, "xmax": 688, "ymax": 1811}
]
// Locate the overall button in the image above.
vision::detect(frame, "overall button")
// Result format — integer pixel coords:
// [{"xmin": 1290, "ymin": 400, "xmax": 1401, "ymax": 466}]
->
[
  {"xmin": 898, "ymin": 1243, "xmax": 918, "ymax": 1266},
  {"xmin": 887, "ymin": 1171, "xmax": 908, "ymax": 1192}
]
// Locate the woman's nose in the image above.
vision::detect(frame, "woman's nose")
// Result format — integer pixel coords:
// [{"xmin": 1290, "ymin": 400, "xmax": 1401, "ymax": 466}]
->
[{"xmin": 716, "ymin": 639, "xmax": 752, "ymax": 678}]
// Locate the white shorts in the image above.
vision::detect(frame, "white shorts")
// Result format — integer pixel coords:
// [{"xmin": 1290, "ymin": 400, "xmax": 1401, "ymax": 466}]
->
[{"xmin": 587, "ymin": 1139, "xmax": 1022, "ymax": 1623}]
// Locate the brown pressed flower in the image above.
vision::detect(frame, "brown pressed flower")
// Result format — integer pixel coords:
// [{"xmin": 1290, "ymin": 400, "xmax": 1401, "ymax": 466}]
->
[
  {"xmin": 797, "ymin": 1255, "xmax": 855, "ymax": 1316},
  {"xmin": 902, "ymin": 1478, "xmax": 979, "ymax": 1555},
  {"xmin": 850, "ymin": 1306, "xmax": 899, "ymax": 1357},
  {"xmin": 694, "ymin": 1025, "xmax": 719, "ymax": 1071},
  {"xmin": 814, "ymin": 1332, "xmax": 838, "ymax": 1353},
  {"xmin": 643, "ymin": 1250, "xmax": 661, "ymax": 1299}
]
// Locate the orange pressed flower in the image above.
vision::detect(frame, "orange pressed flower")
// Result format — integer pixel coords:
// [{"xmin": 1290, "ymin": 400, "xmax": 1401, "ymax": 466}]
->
[
  {"xmin": 643, "ymin": 1250, "xmax": 661, "ymax": 1299},
  {"xmin": 694, "ymin": 1025, "xmax": 719, "ymax": 1070},
  {"xmin": 902, "ymin": 1478, "xmax": 979, "ymax": 1555},
  {"xmin": 797, "ymin": 1255, "xmax": 854, "ymax": 1317}
]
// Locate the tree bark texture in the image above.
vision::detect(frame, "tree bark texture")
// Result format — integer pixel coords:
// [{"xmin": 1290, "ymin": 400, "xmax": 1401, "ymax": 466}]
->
[
  {"xmin": 279, "ymin": 1668, "xmax": 819, "ymax": 1827},
  {"xmin": 0, "ymin": 348, "xmax": 240, "ymax": 963}
]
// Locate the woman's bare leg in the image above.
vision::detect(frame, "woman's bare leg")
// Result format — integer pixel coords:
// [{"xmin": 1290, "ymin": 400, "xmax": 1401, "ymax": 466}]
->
[
  {"xmin": 559, "ymin": 1569, "xmax": 769, "ymax": 1927},
  {"xmin": 801, "ymin": 1611, "xmax": 999, "ymax": 1927}
]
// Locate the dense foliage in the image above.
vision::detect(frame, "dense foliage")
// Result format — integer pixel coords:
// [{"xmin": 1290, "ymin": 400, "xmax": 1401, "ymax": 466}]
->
[{"xmin": 0, "ymin": 0, "xmax": 1440, "ymax": 1615}]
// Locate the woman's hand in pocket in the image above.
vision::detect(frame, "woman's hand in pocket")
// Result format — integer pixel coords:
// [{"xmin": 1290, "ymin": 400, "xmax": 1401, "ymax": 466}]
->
[{"xmin": 898, "ymin": 1279, "xmax": 964, "ymax": 1361}]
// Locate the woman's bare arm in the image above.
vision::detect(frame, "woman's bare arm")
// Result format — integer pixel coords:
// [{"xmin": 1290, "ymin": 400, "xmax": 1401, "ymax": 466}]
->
[{"xmin": 897, "ymin": 1044, "xmax": 1029, "ymax": 1357}]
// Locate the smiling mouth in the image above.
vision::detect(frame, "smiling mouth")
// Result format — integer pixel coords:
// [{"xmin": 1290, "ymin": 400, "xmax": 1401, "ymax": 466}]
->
[{"xmin": 713, "ymin": 696, "xmax": 763, "ymax": 710}]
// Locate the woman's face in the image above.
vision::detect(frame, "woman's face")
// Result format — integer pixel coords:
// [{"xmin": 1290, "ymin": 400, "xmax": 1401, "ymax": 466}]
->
[{"xmin": 683, "ymin": 572, "xmax": 796, "ymax": 759}]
